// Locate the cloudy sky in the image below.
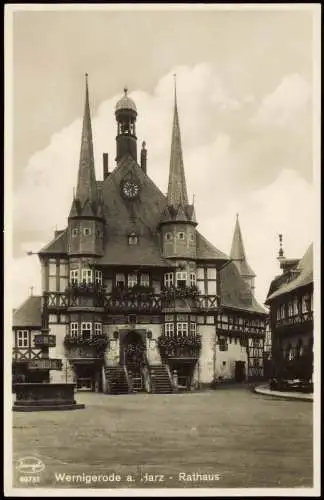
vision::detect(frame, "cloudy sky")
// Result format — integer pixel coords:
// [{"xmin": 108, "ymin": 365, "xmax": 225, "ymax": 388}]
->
[{"xmin": 7, "ymin": 5, "xmax": 319, "ymax": 308}]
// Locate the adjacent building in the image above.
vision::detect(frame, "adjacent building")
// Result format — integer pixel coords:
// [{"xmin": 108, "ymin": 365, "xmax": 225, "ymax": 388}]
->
[
  {"xmin": 265, "ymin": 240, "xmax": 313, "ymax": 381},
  {"xmin": 12, "ymin": 76, "xmax": 267, "ymax": 393}
]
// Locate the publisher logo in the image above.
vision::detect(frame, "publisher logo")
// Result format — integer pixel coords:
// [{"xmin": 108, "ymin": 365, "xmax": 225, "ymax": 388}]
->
[{"xmin": 16, "ymin": 456, "xmax": 45, "ymax": 475}]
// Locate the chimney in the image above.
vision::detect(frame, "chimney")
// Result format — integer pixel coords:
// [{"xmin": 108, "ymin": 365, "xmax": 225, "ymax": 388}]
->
[
  {"xmin": 140, "ymin": 141, "xmax": 147, "ymax": 174},
  {"xmin": 103, "ymin": 153, "xmax": 109, "ymax": 180}
]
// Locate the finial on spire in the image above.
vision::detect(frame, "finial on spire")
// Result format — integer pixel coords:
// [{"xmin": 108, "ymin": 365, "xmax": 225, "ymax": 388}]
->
[
  {"xmin": 236, "ymin": 212, "xmax": 239, "ymax": 220},
  {"xmin": 124, "ymin": 86, "xmax": 128, "ymax": 96},
  {"xmin": 173, "ymin": 73, "xmax": 177, "ymax": 102},
  {"xmin": 277, "ymin": 233, "xmax": 285, "ymax": 259}
]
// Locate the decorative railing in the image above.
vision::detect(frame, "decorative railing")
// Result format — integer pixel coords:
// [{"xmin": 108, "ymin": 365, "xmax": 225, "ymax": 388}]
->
[
  {"xmin": 63, "ymin": 333, "xmax": 108, "ymax": 351},
  {"xmin": 34, "ymin": 334, "xmax": 56, "ymax": 348},
  {"xmin": 65, "ymin": 282, "xmax": 106, "ymax": 297},
  {"xmin": 45, "ymin": 291, "xmax": 223, "ymax": 313},
  {"xmin": 12, "ymin": 347, "xmax": 44, "ymax": 362},
  {"xmin": 111, "ymin": 285, "xmax": 155, "ymax": 298},
  {"xmin": 276, "ymin": 311, "xmax": 313, "ymax": 327},
  {"xmin": 216, "ymin": 323, "xmax": 265, "ymax": 336},
  {"xmin": 104, "ymin": 294, "xmax": 162, "ymax": 313},
  {"xmin": 28, "ymin": 358, "xmax": 63, "ymax": 370},
  {"xmin": 160, "ymin": 285, "xmax": 200, "ymax": 302},
  {"xmin": 157, "ymin": 334, "xmax": 202, "ymax": 359}
]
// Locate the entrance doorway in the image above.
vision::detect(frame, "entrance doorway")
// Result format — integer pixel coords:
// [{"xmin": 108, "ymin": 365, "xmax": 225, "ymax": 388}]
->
[
  {"xmin": 121, "ymin": 331, "xmax": 146, "ymax": 391},
  {"xmin": 74, "ymin": 363, "xmax": 102, "ymax": 392},
  {"xmin": 168, "ymin": 361, "xmax": 196, "ymax": 391},
  {"xmin": 235, "ymin": 361, "xmax": 246, "ymax": 382}
]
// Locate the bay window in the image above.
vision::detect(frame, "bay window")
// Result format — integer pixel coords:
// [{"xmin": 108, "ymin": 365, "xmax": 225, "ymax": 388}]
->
[
  {"xmin": 81, "ymin": 322, "xmax": 92, "ymax": 339},
  {"xmin": 94, "ymin": 323, "xmax": 102, "ymax": 336},
  {"xmin": 95, "ymin": 270, "xmax": 103, "ymax": 285},
  {"xmin": 177, "ymin": 322, "xmax": 188, "ymax": 337},
  {"xmin": 140, "ymin": 273, "xmax": 150, "ymax": 287},
  {"xmin": 164, "ymin": 273, "xmax": 174, "ymax": 288},
  {"xmin": 128, "ymin": 273, "xmax": 137, "ymax": 288},
  {"xmin": 164, "ymin": 323, "xmax": 174, "ymax": 337},
  {"xmin": 70, "ymin": 322, "xmax": 78, "ymax": 337},
  {"xmin": 70, "ymin": 269, "xmax": 79, "ymax": 284},
  {"xmin": 176, "ymin": 272, "xmax": 187, "ymax": 288},
  {"xmin": 116, "ymin": 273, "xmax": 125, "ymax": 288},
  {"xmin": 190, "ymin": 272, "xmax": 196, "ymax": 287},
  {"xmin": 190, "ymin": 322, "xmax": 197, "ymax": 336},
  {"xmin": 81, "ymin": 268, "xmax": 93, "ymax": 284}
]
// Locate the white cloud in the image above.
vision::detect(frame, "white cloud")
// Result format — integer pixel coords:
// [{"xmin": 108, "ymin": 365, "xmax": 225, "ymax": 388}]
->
[
  {"xmin": 252, "ymin": 73, "xmax": 311, "ymax": 127},
  {"xmin": 12, "ymin": 64, "xmax": 315, "ymax": 308}
]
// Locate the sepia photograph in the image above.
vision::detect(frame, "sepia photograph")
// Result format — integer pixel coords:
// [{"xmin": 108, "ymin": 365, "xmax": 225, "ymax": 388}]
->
[{"xmin": 4, "ymin": 3, "xmax": 320, "ymax": 496}]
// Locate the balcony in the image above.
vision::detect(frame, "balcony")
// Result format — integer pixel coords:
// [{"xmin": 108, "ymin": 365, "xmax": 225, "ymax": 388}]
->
[
  {"xmin": 64, "ymin": 333, "xmax": 108, "ymax": 358},
  {"xmin": 160, "ymin": 285, "xmax": 200, "ymax": 302},
  {"xmin": 12, "ymin": 347, "xmax": 43, "ymax": 362},
  {"xmin": 105, "ymin": 285, "xmax": 162, "ymax": 313},
  {"xmin": 276, "ymin": 311, "xmax": 313, "ymax": 329},
  {"xmin": 28, "ymin": 358, "xmax": 63, "ymax": 370},
  {"xmin": 65, "ymin": 282, "xmax": 106, "ymax": 297},
  {"xmin": 45, "ymin": 290, "xmax": 221, "ymax": 314},
  {"xmin": 157, "ymin": 334, "xmax": 202, "ymax": 359},
  {"xmin": 34, "ymin": 334, "xmax": 56, "ymax": 348}
]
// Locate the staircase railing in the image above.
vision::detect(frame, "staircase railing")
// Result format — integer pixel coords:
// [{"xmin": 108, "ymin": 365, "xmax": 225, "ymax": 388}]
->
[
  {"xmin": 165, "ymin": 363, "xmax": 174, "ymax": 391},
  {"xmin": 123, "ymin": 365, "xmax": 133, "ymax": 393}
]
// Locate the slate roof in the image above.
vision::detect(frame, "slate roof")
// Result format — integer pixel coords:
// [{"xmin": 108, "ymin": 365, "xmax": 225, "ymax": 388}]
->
[
  {"xmin": 39, "ymin": 230, "xmax": 67, "ymax": 255},
  {"xmin": 12, "ymin": 296, "xmax": 42, "ymax": 328},
  {"xmin": 230, "ymin": 215, "xmax": 256, "ymax": 277},
  {"xmin": 266, "ymin": 243, "xmax": 313, "ymax": 303},
  {"xmin": 220, "ymin": 262, "xmax": 266, "ymax": 315}
]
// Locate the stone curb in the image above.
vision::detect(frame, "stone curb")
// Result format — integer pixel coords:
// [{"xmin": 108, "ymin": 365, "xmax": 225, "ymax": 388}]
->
[{"xmin": 253, "ymin": 385, "xmax": 313, "ymax": 402}]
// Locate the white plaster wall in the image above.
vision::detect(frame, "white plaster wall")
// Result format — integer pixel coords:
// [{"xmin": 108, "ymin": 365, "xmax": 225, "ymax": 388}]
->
[
  {"xmin": 215, "ymin": 342, "xmax": 248, "ymax": 380},
  {"xmin": 197, "ymin": 325, "xmax": 216, "ymax": 384}
]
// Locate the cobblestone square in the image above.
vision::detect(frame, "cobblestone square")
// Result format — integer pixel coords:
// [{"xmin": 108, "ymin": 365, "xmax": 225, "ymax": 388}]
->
[{"xmin": 13, "ymin": 389, "xmax": 313, "ymax": 489}]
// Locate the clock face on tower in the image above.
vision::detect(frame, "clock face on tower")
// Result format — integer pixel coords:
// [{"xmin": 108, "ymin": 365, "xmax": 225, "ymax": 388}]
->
[{"xmin": 121, "ymin": 180, "xmax": 140, "ymax": 199}]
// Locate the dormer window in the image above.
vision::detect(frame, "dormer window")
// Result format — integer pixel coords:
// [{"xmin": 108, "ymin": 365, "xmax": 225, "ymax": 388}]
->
[
  {"xmin": 128, "ymin": 233, "xmax": 138, "ymax": 245},
  {"xmin": 178, "ymin": 232, "xmax": 185, "ymax": 240}
]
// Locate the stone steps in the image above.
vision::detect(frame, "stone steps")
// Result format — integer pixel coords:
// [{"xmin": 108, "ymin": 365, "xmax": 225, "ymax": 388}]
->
[{"xmin": 105, "ymin": 367, "xmax": 130, "ymax": 394}]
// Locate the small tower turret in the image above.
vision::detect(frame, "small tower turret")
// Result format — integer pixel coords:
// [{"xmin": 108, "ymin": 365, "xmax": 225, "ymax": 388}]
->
[{"xmin": 115, "ymin": 87, "xmax": 138, "ymax": 163}]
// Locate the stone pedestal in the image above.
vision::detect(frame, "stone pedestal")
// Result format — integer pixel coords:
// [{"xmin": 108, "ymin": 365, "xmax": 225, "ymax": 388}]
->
[{"xmin": 13, "ymin": 383, "xmax": 85, "ymax": 412}]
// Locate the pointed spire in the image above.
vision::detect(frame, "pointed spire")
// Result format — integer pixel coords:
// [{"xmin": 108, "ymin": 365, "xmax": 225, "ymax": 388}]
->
[
  {"xmin": 167, "ymin": 74, "xmax": 189, "ymax": 206},
  {"xmin": 75, "ymin": 73, "xmax": 98, "ymax": 209},
  {"xmin": 230, "ymin": 214, "xmax": 255, "ymax": 278}
]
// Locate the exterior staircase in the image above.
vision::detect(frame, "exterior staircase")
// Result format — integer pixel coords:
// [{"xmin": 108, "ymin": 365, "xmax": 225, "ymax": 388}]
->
[
  {"xmin": 149, "ymin": 365, "xmax": 173, "ymax": 394},
  {"xmin": 105, "ymin": 366, "xmax": 130, "ymax": 394}
]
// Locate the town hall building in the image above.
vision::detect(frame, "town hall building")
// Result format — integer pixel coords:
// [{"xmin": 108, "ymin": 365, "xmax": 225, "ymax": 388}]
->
[{"xmin": 12, "ymin": 75, "xmax": 267, "ymax": 394}]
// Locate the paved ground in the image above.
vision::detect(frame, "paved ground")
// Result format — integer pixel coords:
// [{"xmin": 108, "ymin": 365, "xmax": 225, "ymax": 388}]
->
[{"xmin": 12, "ymin": 388, "xmax": 313, "ymax": 490}]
